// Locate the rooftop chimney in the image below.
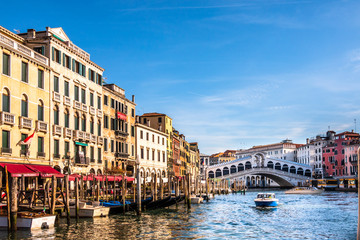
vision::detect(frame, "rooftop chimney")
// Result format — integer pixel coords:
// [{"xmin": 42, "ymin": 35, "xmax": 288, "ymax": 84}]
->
[
  {"xmin": 147, "ymin": 120, "xmax": 150, "ymax": 127},
  {"xmin": 27, "ymin": 29, "xmax": 36, "ymax": 39},
  {"xmin": 132, "ymin": 95, "xmax": 135, "ymax": 102}
]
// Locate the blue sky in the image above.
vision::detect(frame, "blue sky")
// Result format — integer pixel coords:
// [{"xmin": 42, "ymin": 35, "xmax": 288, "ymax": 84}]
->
[{"xmin": 2, "ymin": 0, "xmax": 360, "ymax": 154}]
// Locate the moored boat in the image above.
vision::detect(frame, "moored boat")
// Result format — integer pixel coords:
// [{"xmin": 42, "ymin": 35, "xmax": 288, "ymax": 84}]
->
[
  {"xmin": 0, "ymin": 212, "xmax": 56, "ymax": 230},
  {"xmin": 254, "ymin": 193, "xmax": 279, "ymax": 207},
  {"xmin": 68, "ymin": 202, "xmax": 110, "ymax": 217},
  {"xmin": 284, "ymin": 187, "xmax": 324, "ymax": 194}
]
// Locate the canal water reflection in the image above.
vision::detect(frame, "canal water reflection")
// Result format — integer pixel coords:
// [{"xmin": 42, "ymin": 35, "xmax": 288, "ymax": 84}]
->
[{"xmin": 1, "ymin": 190, "xmax": 357, "ymax": 239}]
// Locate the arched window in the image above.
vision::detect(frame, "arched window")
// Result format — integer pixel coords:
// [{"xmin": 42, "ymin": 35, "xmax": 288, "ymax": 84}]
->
[
  {"xmin": 2, "ymin": 88, "xmax": 10, "ymax": 113},
  {"xmin": 74, "ymin": 112, "xmax": 79, "ymax": 130},
  {"xmin": 81, "ymin": 114, "xmax": 86, "ymax": 132},
  {"xmin": 54, "ymin": 105, "xmax": 59, "ymax": 125},
  {"xmin": 38, "ymin": 100, "xmax": 44, "ymax": 121},
  {"xmin": 90, "ymin": 117, "xmax": 94, "ymax": 134},
  {"xmin": 97, "ymin": 120, "xmax": 101, "ymax": 136},
  {"xmin": 21, "ymin": 94, "xmax": 28, "ymax": 117},
  {"xmin": 64, "ymin": 109, "xmax": 69, "ymax": 128}
]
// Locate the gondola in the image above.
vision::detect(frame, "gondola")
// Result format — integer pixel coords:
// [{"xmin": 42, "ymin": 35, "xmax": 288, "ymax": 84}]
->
[
  {"xmin": 160, "ymin": 195, "xmax": 184, "ymax": 208},
  {"xmin": 146, "ymin": 196, "xmax": 171, "ymax": 210},
  {"xmin": 127, "ymin": 197, "xmax": 153, "ymax": 211}
]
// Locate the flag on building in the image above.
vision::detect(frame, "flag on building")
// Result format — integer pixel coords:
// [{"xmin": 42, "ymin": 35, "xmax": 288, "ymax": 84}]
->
[{"xmin": 18, "ymin": 129, "xmax": 37, "ymax": 146}]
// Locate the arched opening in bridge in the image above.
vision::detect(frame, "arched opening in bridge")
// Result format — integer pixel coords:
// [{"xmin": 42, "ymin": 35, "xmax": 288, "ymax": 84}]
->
[
  {"xmin": 223, "ymin": 167, "xmax": 229, "ymax": 176},
  {"xmin": 282, "ymin": 164, "xmax": 289, "ymax": 172},
  {"xmin": 305, "ymin": 169, "xmax": 311, "ymax": 177},
  {"xmin": 256, "ymin": 176, "xmax": 260, "ymax": 186},
  {"xmin": 275, "ymin": 163, "xmax": 281, "ymax": 170},
  {"xmin": 246, "ymin": 176, "xmax": 251, "ymax": 187},
  {"xmin": 297, "ymin": 168, "xmax": 304, "ymax": 175},
  {"xmin": 238, "ymin": 163, "xmax": 244, "ymax": 171},
  {"xmin": 251, "ymin": 176, "xmax": 255, "ymax": 186},
  {"xmin": 230, "ymin": 165, "xmax": 237, "ymax": 174},
  {"xmin": 208, "ymin": 171, "xmax": 214, "ymax": 178},
  {"xmin": 267, "ymin": 161, "xmax": 274, "ymax": 169},
  {"xmin": 216, "ymin": 169, "xmax": 222, "ymax": 177},
  {"xmin": 245, "ymin": 161, "xmax": 252, "ymax": 170},
  {"xmin": 290, "ymin": 166, "xmax": 296, "ymax": 174}
]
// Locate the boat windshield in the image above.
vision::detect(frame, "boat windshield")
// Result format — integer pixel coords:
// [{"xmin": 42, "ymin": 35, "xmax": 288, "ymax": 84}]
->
[{"xmin": 257, "ymin": 194, "xmax": 274, "ymax": 199}]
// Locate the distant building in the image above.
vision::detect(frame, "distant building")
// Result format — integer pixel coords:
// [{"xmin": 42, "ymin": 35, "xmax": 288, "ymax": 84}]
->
[{"xmin": 200, "ymin": 153, "xmax": 210, "ymax": 179}]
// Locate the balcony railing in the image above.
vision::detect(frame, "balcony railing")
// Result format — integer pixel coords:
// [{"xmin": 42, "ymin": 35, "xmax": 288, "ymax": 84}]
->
[
  {"xmin": 97, "ymin": 109, "xmax": 102, "ymax": 118},
  {"xmin": 64, "ymin": 128, "xmax": 72, "ymax": 138},
  {"xmin": 53, "ymin": 153, "xmax": 61, "ymax": 159},
  {"xmin": 74, "ymin": 100, "xmax": 81, "ymax": 110},
  {"xmin": 90, "ymin": 158, "xmax": 95, "ymax": 163},
  {"xmin": 74, "ymin": 130, "xmax": 85, "ymax": 140},
  {"xmin": 89, "ymin": 106, "xmax": 96, "ymax": 115},
  {"xmin": 85, "ymin": 132, "xmax": 91, "ymax": 141},
  {"xmin": 82, "ymin": 104, "xmax": 88, "ymax": 112},
  {"xmin": 53, "ymin": 91, "xmax": 61, "ymax": 103},
  {"xmin": 115, "ymin": 152, "xmax": 129, "ymax": 159},
  {"xmin": 1, "ymin": 147, "xmax": 12, "ymax": 154},
  {"xmin": 115, "ymin": 130, "xmax": 129, "ymax": 138},
  {"xmin": 91, "ymin": 134, "xmax": 97, "ymax": 143},
  {"xmin": 36, "ymin": 120, "xmax": 48, "ymax": 133},
  {"xmin": 53, "ymin": 125, "xmax": 62, "ymax": 136},
  {"xmin": 37, "ymin": 152, "xmax": 46, "ymax": 158},
  {"xmin": 98, "ymin": 136, "xmax": 104, "ymax": 145},
  {"xmin": 64, "ymin": 96, "xmax": 71, "ymax": 106},
  {"xmin": 97, "ymin": 159, "xmax": 102, "ymax": 164},
  {"xmin": 19, "ymin": 116, "xmax": 32, "ymax": 129},
  {"xmin": 0, "ymin": 112, "xmax": 15, "ymax": 126},
  {"xmin": 75, "ymin": 156, "xmax": 89, "ymax": 165}
]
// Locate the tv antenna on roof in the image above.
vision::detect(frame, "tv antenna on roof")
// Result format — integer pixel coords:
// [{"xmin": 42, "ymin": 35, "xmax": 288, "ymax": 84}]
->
[
  {"xmin": 14, "ymin": 29, "xmax": 20, "ymax": 34},
  {"xmin": 354, "ymin": 119, "xmax": 357, "ymax": 133}
]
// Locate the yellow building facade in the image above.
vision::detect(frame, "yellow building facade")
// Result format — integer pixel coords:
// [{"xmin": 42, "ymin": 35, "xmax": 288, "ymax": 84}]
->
[{"xmin": 0, "ymin": 26, "xmax": 51, "ymax": 165}]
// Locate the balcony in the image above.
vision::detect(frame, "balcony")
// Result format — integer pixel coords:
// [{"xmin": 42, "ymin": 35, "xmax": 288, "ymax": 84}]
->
[
  {"xmin": 115, "ymin": 130, "xmax": 129, "ymax": 139},
  {"xmin": 97, "ymin": 109, "xmax": 102, "ymax": 118},
  {"xmin": 82, "ymin": 104, "xmax": 88, "ymax": 112},
  {"xmin": 115, "ymin": 152, "xmax": 129, "ymax": 159},
  {"xmin": 64, "ymin": 128, "xmax": 73, "ymax": 138},
  {"xmin": 53, "ymin": 125, "xmax": 62, "ymax": 136},
  {"xmin": 19, "ymin": 116, "xmax": 32, "ymax": 129},
  {"xmin": 37, "ymin": 152, "xmax": 46, "ymax": 158},
  {"xmin": 73, "ymin": 130, "xmax": 85, "ymax": 140},
  {"xmin": 98, "ymin": 136, "xmax": 104, "ymax": 145},
  {"xmin": 64, "ymin": 96, "xmax": 71, "ymax": 106},
  {"xmin": 85, "ymin": 132, "xmax": 91, "ymax": 141},
  {"xmin": 0, "ymin": 112, "xmax": 15, "ymax": 126},
  {"xmin": 73, "ymin": 100, "xmax": 81, "ymax": 110},
  {"xmin": 1, "ymin": 147, "xmax": 12, "ymax": 155},
  {"xmin": 36, "ymin": 120, "xmax": 48, "ymax": 133},
  {"xmin": 91, "ymin": 134, "xmax": 97, "ymax": 143},
  {"xmin": 53, "ymin": 91, "xmax": 61, "ymax": 103},
  {"xmin": 53, "ymin": 153, "xmax": 61, "ymax": 159},
  {"xmin": 75, "ymin": 155, "xmax": 89, "ymax": 165},
  {"xmin": 89, "ymin": 106, "xmax": 96, "ymax": 115}
]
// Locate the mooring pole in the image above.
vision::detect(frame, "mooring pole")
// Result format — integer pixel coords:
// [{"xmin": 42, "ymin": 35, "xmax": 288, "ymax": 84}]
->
[{"xmin": 75, "ymin": 177, "xmax": 79, "ymax": 220}]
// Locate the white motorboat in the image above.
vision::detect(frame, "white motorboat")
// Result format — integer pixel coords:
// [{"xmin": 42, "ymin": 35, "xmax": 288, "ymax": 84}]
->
[
  {"xmin": 68, "ymin": 202, "xmax": 110, "ymax": 218},
  {"xmin": 254, "ymin": 193, "xmax": 279, "ymax": 207},
  {"xmin": 285, "ymin": 187, "xmax": 324, "ymax": 194},
  {"xmin": 0, "ymin": 212, "xmax": 56, "ymax": 230}
]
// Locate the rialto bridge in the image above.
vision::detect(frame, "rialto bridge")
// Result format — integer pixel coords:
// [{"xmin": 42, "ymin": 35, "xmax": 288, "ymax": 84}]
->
[{"xmin": 206, "ymin": 153, "xmax": 312, "ymax": 187}]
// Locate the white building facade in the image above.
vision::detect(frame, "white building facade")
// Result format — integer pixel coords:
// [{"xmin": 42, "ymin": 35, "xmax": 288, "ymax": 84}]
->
[{"xmin": 136, "ymin": 123, "xmax": 168, "ymax": 182}]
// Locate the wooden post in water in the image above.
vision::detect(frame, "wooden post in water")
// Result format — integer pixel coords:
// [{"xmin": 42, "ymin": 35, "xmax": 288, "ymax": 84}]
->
[
  {"xmin": 142, "ymin": 177, "xmax": 146, "ymax": 201},
  {"xmin": 113, "ymin": 180, "xmax": 116, "ymax": 201},
  {"xmin": 154, "ymin": 173, "xmax": 158, "ymax": 201},
  {"xmin": 184, "ymin": 176, "xmax": 188, "ymax": 207},
  {"xmin": 51, "ymin": 175, "xmax": 57, "ymax": 215},
  {"xmin": 5, "ymin": 166, "xmax": 11, "ymax": 231},
  {"xmin": 122, "ymin": 172, "xmax": 126, "ymax": 214},
  {"xmin": 160, "ymin": 177, "xmax": 164, "ymax": 200},
  {"xmin": 10, "ymin": 176, "xmax": 18, "ymax": 231},
  {"xmin": 187, "ymin": 174, "xmax": 191, "ymax": 209},
  {"xmin": 75, "ymin": 177, "xmax": 79, "ymax": 219},
  {"xmin": 136, "ymin": 165, "xmax": 141, "ymax": 216},
  {"xmin": 96, "ymin": 178, "xmax": 100, "ymax": 201},
  {"xmin": 168, "ymin": 177, "xmax": 171, "ymax": 197},
  {"xmin": 105, "ymin": 175, "xmax": 109, "ymax": 202},
  {"xmin": 64, "ymin": 175, "xmax": 70, "ymax": 222},
  {"xmin": 205, "ymin": 174, "xmax": 209, "ymax": 202},
  {"xmin": 80, "ymin": 174, "xmax": 84, "ymax": 200}
]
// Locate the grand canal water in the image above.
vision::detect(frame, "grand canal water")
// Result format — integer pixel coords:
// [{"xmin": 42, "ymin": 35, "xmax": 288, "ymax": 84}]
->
[{"xmin": 1, "ymin": 190, "xmax": 357, "ymax": 239}]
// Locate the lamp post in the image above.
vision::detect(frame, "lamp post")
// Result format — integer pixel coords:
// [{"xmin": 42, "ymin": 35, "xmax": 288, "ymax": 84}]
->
[{"xmin": 136, "ymin": 156, "xmax": 141, "ymax": 216}]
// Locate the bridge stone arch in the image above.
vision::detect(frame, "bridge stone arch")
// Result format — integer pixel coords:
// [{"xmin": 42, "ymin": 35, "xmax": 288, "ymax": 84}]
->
[
  {"xmin": 223, "ymin": 167, "xmax": 230, "ymax": 176},
  {"xmin": 290, "ymin": 166, "xmax": 296, "ymax": 174},
  {"xmin": 267, "ymin": 161, "xmax": 274, "ymax": 169},
  {"xmin": 245, "ymin": 161, "xmax": 252, "ymax": 169},
  {"xmin": 215, "ymin": 169, "xmax": 222, "ymax": 177},
  {"xmin": 282, "ymin": 164, "xmax": 289, "ymax": 172},
  {"xmin": 275, "ymin": 162, "xmax": 281, "ymax": 170},
  {"xmin": 254, "ymin": 152, "xmax": 266, "ymax": 167},
  {"xmin": 297, "ymin": 168, "xmax": 304, "ymax": 175},
  {"xmin": 238, "ymin": 163, "xmax": 244, "ymax": 171},
  {"xmin": 230, "ymin": 165, "xmax": 237, "ymax": 174}
]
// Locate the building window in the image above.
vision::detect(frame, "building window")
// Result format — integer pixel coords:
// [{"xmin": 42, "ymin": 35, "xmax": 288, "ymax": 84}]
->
[
  {"xmin": 88, "ymin": 69, "xmax": 95, "ymax": 82},
  {"xmin": 152, "ymin": 135, "xmax": 154, "ymax": 142},
  {"xmin": 53, "ymin": 48, "xmax": 61, "ymax": 64},
  {"xmin": 98, "ymin": 148, "xmax": 102, "ymax": 163},
  {"xmin": 141, "ymin": 148, "xmax": 144, "ymax": 159},
  {"xmin": 21, "ymin": 95, "xmax": 28, "ymax": 117},
  {"xmin": 74, "ymin": 113, "xmax": 79, "ymax": 130},
  {"xmin": 2, "ymin": 88, "xmax": 10, "ymax": 113},
  {"xmin": 65, "ymin": 141, "xmax": 70, "ymax": 157},
  {"xmin": 111, "ymin": 140, "xmax": 114, "ymax": 152},
  {"xmin": 104, "ymin": 95, "xmax": 108, "ymax": 105},
  {"xmin": 2, "ymin": 53, "xmax": 10, "ymax": 76},
  {"xmin": 90, "ymin": 93, "xmax": 94, "ymax": 107},
  {"xmin": 111, "ymin": 99, "xmax": 115, "ymax": 108},
  {"xmin": 97, "ymin": 96, "xmax": 101, "ymax": 109},
  {"xmin": 163, "ymin": 152, "xmax": 165, "ymax": 162},
  {"xmin": 64, "ymin": 54, "xmax": 71, "ymax": 69},
  {"xmin": 64, "ymin": 110, "xmax": 69, "ymax": 128},
  {"xmin": 104, "ymin": 138, "xmax": 108, "ymax": 152},
  {"xmin": 96, "ymin": 73, "xmax": 102, "ymax": 85},
  {"xmin": 38, "ymin": 100, "xmax": 44, "ymax": 121},
  {"xmin": 81, "ymin": 115, "xmax": 86, "ymax": 132},
  {"xmin": 146, "ymin": 149, "xmax": 149, "ymax": 160},
  {"xmin": 54, "ymin": 106, "xmax": 59, "ymax": 125},
  {"xmin": 104, "ymin": 115, "xmax": 108, "ymax": 129},
  {"xmin": 158, "ymin": 117, "xmax": 162, "ymax": 123},
  {"xmin": 131, "ymin": 126, "xmax": 135, "ymax": 137},
  {"xmin": 158, "ymin": 136, "xmax": 160, "ymax": 144},
  {"xmin": 90, "ymin": 146, "xmax": 94, "ymax": 162},
  {"xmin": 131, "ymin": 108, "xmax": 135, "ymax": 117},
  {"xmin": 64, "ymin": 81, "xmax": 69, "ymax": 97},
  {"xmin": 132, "ymin": 145, "xmax": 134, "ymax": 156},
  {"xmin": 97, "ymin": 121, "xmax": 101, "ymax": 136},
  {"xmin": 140, "ymin": 130, "xmax": 143, "ymax": 139},
  {"xmin": 54, "ymin": 139, "xmax": 59, "ymax": 157},
  {"xmin": 2, "ymin": 130, "xmax": 10, "ymax": 149},
  {"xmin": 90, "ymin": 118, "xmax": 94, "ymax": 134},
  {"xmin": 158, "ymin": 151, "xmax": 160, "ymax": 162},
  {"xmin": 81, "ymin": 88, "xmax": 86, "ymax": 104},
  {"xmin": 38, "ymin": 69, "xmax": 44, "ymax": 89},
  {"xmin": 21, "ymin": 62, "xmax": 28, "ymax": 82},
  {"xmin": 146, "ymin": 133, "xmax": 149, "ymax": 141},
  {"xmin": 74, "ymin": 85, "xmax": 79, "ymax": 101},
  {"xmin": 38, "ymin": 137, "xmax": 44, "ymax": 153},
  {"xmin": 152, "ymin": 149, "xmax": 155, "ymax": 161},
  {"xmin": 54, "ymin": 76, "xmax": 59, "ymax": 92}
]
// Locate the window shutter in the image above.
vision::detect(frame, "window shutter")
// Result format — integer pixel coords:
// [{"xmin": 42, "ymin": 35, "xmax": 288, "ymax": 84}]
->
[
  {"xmin": 96, "ymin": 74, "xmax": 98, "ymax": 84},
  {"xmin": 88, "ymin": 69, "xmax": 91, "ymax": 80},
  {"xmin": 72, "ymin": 59, "xmax": 75, "ymax": 71},
  {"xmin": 82, "ymin": 65, "xmax": 86, "ymax": 77},
  {"xmin": 79, "ymin": 63, "xmax": 83, "ymax": 75},
  {"xmin": 52, "ymin": 47, "xmax": 54, "ymax": 61},
  {"xmin": 69, "ymin": 57, "xmax": 72, "ymax": 69},
  {"xmin": 63, "ymin": 53, "xmax": 65, "ymax": 66},
  {"xmin": 59, "ymin": 50, "xmax": 61, "ymax": 63},
  {"xmin": 41, "ymin": 46, "xmax": 45, "ymax": 56}
]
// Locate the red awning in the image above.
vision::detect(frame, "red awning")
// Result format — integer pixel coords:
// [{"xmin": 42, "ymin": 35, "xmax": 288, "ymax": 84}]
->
[
  {"xmin": 117, "ymin": 112, "xmax": 127, "ymax": 120},
  {"xmin": 126, "ymin": 176, "xmax": 134, "ymax": 182},
  {"xmin": 0, "ymin": 163, "xmax": 39, "ymax": 177},
  {"xmin": 26, "ymin": 165, "xmax": 64, "ymax": 178}
]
